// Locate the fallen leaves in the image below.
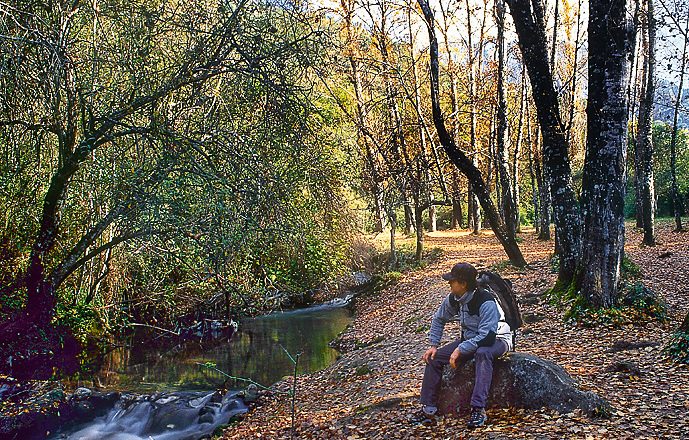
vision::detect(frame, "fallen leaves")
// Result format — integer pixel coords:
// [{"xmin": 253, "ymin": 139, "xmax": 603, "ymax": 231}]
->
[{"xmin": 221, "ymin": 221, "xmax": 689, "ymax": 439}]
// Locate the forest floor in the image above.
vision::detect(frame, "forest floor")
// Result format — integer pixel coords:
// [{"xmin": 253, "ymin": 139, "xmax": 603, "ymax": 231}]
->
[{"xmin": 221, "ymin": 219, "xmax": 689, "ymax": 439}]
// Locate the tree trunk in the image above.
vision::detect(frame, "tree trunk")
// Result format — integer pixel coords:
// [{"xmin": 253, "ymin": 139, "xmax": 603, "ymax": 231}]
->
[
  {"xmin": 535, "ymin": 152, "xmax": 552, "ymax": 240},
  {"xmin": 429, "ymin": 195, "xmax": 438, "ymax": 232},
  {"xmin": 550, "ymin": 0, "xmax": 559, "ymax": 73},
  {"xmin": 26, "ymin": 143, "xmax": 80, "ymax": 324},
  {"xmin": 505, "ymin": 0, "xmax": 580, "ymax": 284},
  {"xmin": 343, "ymin": 16, "xmax": 386, "ymax": 234},
  {"xmin": 496, "ymin": 0, "xmax": 516, "ymax": 236},
  {"xmin": 669, "ymin": 13, "xmax": 689, "ymax": 232},
  {"xmin": 389, "ymin": 209, "xmax": 398, "ymax": 269},
  {"xmin": 634, "ymin": 138, "xmax": 644, "ymax": 228},
  {"xmin": 408, "ymin": 10, "xmax": 436, "ymax": 236},
  {"xmin": 415, "ymin": 201, "xmax": 425, "ymax": 263},
  {"xmin": 513, "ymin": 65, "xmax": 527, "ymax": 233},
  {"xmin": 471, "ymin": 182, "xmax": 482, "ymax": 235},
  {"xmin": 466, "ymin": 0, "xmax": 481, "ymax": 236},
  {"xmin": 418, "ymin": 0, "xmax": 527, "ymax": 267},
  {"xmin": 577, "ymin": 0, "xmax": 635, "ymax": 307},
  {"xmin": 452, "ymin": 170, "xmax": 464, "ymax": 229},
  {"xmin": 636, "ymin": 0, "xmax": 656, "ymax": 246},
  {"xmin": 467, "ymin": 182, "xmax": 475, "ymax": 230},
  {"xmin": 629, "ymin": 4, "xmax": 644, "ymax": 229},
  {"xmin": 404, "ymin": 203, "xmax": 415, "ymax": 236},
  {"xmin": 527, "ymin": 112, "xmax": 540, "ymax": 233}
]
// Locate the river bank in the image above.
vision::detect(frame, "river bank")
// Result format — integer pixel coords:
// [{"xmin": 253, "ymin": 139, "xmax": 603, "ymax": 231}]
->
[
  {"xmin": 0, "ymin": 300, "xmax": 354, "ymax": 439},
  {"xmin": 220, "ymin": 222, "xmax": 689, "ymax": 439}
]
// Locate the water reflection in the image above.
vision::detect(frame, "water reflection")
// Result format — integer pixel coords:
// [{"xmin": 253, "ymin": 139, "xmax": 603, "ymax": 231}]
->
[{"xmin": 94, "ymin": 306, "xmax": 352, "ymax": 392}]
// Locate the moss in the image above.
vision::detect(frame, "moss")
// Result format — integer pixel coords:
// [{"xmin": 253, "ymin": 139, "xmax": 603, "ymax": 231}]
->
[
  {"xmin": 545, "ymin": 278, "xmax": 578, "ymax": 308},
  {"xmin": 549, "ymin": 254, "xmax": 560, "ymax": 274},
  {"xmin": 354, "ymin": 364, "xmax": 373, "ymax": 376},
  {"xmin": 546, "ymin": 275, "xmax": 666, "ymax": 328},
  {"xmin": 564, "ymin": 282, "xmax": 667, "ymax": 328},
  {"xmin": 621, "ymin": 256, "xmax": 642, "ymax": 279},
  {"xmin": 491, "ymin": 260, "xmax": 512, "ymax": 272}
]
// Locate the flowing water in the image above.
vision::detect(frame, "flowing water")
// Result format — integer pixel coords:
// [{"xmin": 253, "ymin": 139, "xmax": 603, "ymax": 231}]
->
[
  {"xmin": 52, "ymin": 301, "xmax": 353, "ymax": 440},
  {"xmin": 52, "ymin": 391, "xmax": 247, "ymax": 440}
]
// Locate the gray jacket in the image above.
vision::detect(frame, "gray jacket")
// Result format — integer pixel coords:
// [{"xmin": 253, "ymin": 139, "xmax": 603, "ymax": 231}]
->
[{"xmin": 428, "ymin": 288, "xmax": 513, "ymax": 353}]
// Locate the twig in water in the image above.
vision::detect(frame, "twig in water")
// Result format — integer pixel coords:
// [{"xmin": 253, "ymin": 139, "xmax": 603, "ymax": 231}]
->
[{"xmin": 195, "ymin": 362, "xmax": 286, "ymax": 394}]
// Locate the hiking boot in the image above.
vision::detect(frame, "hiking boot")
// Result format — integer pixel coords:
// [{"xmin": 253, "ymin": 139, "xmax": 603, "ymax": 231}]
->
[
  {"xmin": 409, "ymin": 406, "xmax": 438, "ymax": 425},
  {"xmin": 467, "ymin": 407, "xmax": 487, "ymax": 428}
]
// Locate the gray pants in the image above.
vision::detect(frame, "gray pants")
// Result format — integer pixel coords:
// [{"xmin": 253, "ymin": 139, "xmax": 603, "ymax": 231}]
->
[{"xmin": 420, "ymin": 339, "xmax": 508, "ymax": 409}]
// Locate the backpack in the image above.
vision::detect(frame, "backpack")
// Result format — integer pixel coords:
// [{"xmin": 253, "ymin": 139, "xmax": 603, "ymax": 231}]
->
[{"xmin": 477, "ymin": 271, "xmax": 523, "ymax": 348}]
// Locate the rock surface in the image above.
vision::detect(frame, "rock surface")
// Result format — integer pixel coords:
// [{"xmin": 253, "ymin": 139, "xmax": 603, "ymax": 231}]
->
[
  {"xmin": 0, "ymin": 383, "xmax": 119, "ymax": 440},
  {"xmin": 437, "ymin": 352, "xmax": 609, "ymax": 416}
]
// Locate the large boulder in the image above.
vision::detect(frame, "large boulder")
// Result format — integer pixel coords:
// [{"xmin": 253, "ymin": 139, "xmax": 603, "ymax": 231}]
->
[{"xmin": 437, "ymin": 352, "xmax": 609, "ymax": 416}]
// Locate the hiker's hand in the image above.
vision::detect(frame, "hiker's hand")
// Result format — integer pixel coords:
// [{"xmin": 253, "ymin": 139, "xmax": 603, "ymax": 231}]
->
[
  {"xmin": 422, "ymin": 347, "xmax": 437, "ymax": 364},
  {"xmin": 449, "ymin": 348, "xmax": 461, "ymax": 369}
]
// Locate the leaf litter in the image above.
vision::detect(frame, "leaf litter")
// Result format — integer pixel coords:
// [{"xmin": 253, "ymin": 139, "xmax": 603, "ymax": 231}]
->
[{"xmin": 221, "ymin": 221, "xmax": 689, "ymax": 439}]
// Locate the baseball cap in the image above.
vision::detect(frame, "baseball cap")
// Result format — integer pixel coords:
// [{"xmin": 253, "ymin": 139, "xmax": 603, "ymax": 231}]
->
[{"xmin": 441, "ymin": 262, "xmax": 478, "ymax": 283}]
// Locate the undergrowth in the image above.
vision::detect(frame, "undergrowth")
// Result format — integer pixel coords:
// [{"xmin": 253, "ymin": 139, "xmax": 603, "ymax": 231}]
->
[
  {"xmin": 666, "ymin": 314, "xmax": 689, "ymax": 363},
  {"xmin": 546, "ymin": 256, "xmax": 667, "ymax": 327}
]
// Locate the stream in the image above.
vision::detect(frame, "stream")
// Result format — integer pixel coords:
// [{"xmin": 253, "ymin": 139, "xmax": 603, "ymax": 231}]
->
[{"xmin": 50, "ymin": 299, "xmax": 353, "ymax": 439}]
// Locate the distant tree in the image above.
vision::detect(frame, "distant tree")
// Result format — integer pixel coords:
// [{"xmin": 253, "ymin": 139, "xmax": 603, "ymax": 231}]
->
[
  {"xmin": 658, "ymin": 0, "xmax": 689, "ymax": 231},
  {"xmin": 417, "ymin": 0, "xmax": 527, "ymax": 267}
]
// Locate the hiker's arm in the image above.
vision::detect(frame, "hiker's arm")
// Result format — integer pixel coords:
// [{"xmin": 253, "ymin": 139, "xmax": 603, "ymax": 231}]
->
[
  {"xmin": 457, "ymin": 301, "xmax": 499, "ymax": 354},
  {"xmin": 428, "ymin": 295, "xmax": 457, "ymax": 347}
]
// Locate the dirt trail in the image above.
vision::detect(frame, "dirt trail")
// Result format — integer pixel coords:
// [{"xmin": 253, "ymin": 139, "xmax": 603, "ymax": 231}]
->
[{"xmin": 223, "ymin": 221, "xmax": 689, "ymax": 439}]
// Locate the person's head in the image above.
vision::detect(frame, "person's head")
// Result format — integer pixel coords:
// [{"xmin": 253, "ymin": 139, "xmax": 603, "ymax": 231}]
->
[{"xmin": 441, "ymin": 262, "xmax": 478, "ymax": 296}]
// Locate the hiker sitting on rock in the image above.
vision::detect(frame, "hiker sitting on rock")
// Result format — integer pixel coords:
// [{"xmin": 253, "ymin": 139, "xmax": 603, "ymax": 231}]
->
[{"xmin": 413, "ymin": 262, "xmax": 513, "ymax": 428}]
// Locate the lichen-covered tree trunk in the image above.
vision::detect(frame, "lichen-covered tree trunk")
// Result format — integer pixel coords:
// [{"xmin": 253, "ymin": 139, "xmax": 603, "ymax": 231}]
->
[
  {"xmin": 577, "ymin": 0, "xmax": 635, "ymax": 307},
  {"xmin": 505, "ymin": 0, "xmax": 580, "ymax": 284},
  {"xmin": 417, "ymin": 0, "xmax": 526, "ymax": 267},
  {"xmin": 636, "ymin": 0, "xmax": 657, "ymax": 246}
]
